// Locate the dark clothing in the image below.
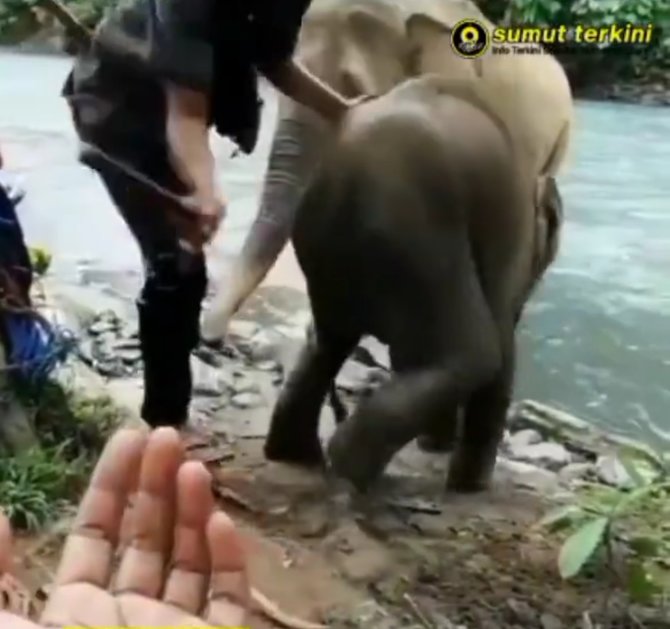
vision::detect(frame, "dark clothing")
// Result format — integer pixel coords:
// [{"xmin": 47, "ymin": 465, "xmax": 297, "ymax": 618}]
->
[{"xmin": 62, "ymin": 0, "xmax": 311, "ymax": 427}]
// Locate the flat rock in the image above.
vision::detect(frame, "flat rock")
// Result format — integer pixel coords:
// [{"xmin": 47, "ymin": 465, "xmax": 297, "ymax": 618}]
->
[
  {"xmin": 231, "ymin": 391, "xmax": 263, "ymax": 409},
  {"xmin": 596, "ymin": 455, "xmax": 633, "ymax": 488},
  {"xmin": 507, "ymin": 428, "xmax": 543, "ymax": 449},
  {"xmin": 191, "ymin": 357, "xmax": 229, "ymax": 397},
  {"xmin": 497, "ymin": 458, "xmax": 559, "ymax": 493},
  {"xmin": 558, "ymin": 462, "xmax": 595, "ymax": 484},
  {"xmin": 227, "ymin": 320, "xmax": 261, "ymax": 341},
  {"xmin": 509, "ymin": 441, "xmax": 572, "ymax": 471}
]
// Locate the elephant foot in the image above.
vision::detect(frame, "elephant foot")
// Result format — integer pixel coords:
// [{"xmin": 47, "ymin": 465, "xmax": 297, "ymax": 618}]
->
[
  {"xmin": 326, "ymin": 419, "xmax": 397, "ymax": 492},
  {"xmin": 264, "ymin": 430, "xmax": 325, "ymax": 468},
  {"xmin": 416, "ymin": 431, "xmax": 456, "ymax": 453},
  {"xmin": 446, "ymin": 443, "xmax": 498, "ymax": 492}
]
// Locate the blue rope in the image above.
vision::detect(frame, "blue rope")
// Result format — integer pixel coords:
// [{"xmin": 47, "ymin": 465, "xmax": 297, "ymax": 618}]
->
[{"xmin": 2, "ymin": 310, "xmax": 77, "ymax": 386}]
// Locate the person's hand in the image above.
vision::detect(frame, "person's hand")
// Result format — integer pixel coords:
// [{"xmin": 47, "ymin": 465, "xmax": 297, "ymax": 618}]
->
[
  {"xmin": 172, "ymin": 192, "xmax": 227, "ymax": 252},
  {"xmin": 330, "ymin": 94, "xmax": 377, "ymax": 129},
  {"xmin": 0, "ymin": 427, "xmax": 250, "ymax": 628}
]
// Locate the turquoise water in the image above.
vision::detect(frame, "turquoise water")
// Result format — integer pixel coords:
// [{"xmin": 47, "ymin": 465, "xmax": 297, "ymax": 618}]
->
[{"xmin": 1, "ymin": 50, "xmax": 669, "ymax": 445}]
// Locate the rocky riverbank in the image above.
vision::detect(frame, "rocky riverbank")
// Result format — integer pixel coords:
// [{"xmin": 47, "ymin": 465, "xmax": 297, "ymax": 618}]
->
[{"xmin": 3, "ymin": 271, "xmax": 665, "ymax": 629}]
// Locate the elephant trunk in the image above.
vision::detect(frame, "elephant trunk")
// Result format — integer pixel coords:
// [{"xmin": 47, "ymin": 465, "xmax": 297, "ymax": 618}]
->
[{"xmin": 201, "ymin": 101, "xmax": 328, "ymax": 341}]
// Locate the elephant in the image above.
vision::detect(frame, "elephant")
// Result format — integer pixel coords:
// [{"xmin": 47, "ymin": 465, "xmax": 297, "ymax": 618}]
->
[
  {"xmin": 262, "ymin": 75, "xmax": 564, "ymax": 492},
  {"xmin": 200, "ymin": 0, "xmax": 573, "ymax": 343}
]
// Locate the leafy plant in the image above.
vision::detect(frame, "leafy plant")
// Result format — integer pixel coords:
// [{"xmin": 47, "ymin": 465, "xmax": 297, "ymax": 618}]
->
[
  {"xmin": 28, "ymin": 246, "xmax": 52, "ymax": 278},
  {"xmin": 0, "ymin": 442, "xmax": 88, "ymax": 530},
  {"xmin": 539, "ymin": 447, "xmax": 670, "ymax": 606}
]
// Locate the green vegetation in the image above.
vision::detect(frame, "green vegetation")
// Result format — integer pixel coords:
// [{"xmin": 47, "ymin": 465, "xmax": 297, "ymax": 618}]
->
[
  {"xmin": 0, "ymin": 0, "xmax": 668, "ymax": 96},
  {"xmin": 480, "ymin": 0, "xmax": 670, "ymax": 89},
  {"xmin": 0, "ymin": 383, "xmax": 121, "ymax": 531},
  {"xmin": 540, "ymin": 446, "xmax": 670, "ymax": 609}
]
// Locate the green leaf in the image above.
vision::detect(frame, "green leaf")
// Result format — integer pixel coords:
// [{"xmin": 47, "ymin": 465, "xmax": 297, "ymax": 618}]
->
[
  {"xmin": 558, "ymin": 516, "xmax": 609, "ymax": 579},
  {"xmin": 538, "ymin": 504, "xmax": 584, "ymax": 530}
]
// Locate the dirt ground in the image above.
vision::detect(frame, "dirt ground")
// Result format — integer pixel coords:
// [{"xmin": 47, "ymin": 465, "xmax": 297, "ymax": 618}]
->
[
  {"xmin": 11, "ymin": 428, "xmax": 668, "ymax": 629},
  {"xmin": 10, "ymin": 284, "xmax": 669, "ymax": 629}
]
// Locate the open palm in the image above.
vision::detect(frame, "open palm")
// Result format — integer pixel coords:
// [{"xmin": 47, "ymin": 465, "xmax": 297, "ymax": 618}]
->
[{"xmin": 0, "ymin": 427, "xmax": 249, "ymax": 628}]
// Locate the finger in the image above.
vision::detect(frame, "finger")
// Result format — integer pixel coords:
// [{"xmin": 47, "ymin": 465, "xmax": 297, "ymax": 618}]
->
[
  {"xmin": 54, "ymin": 428, "xmax": 147, "ymax": 587},
  {"xmin": 114, "ymin": 427, "xmax": 184, "ymax": 598},
  {"xmin": 205, "ymin": 511, "xmax": 249, "ymax": 627},
  {"xmin": 162, "ymin": 461, "xmax": 215, "ymax": 614},
  {"xmin": 0, "ymin": 512, "xmax": 13, "ymax": 573}
]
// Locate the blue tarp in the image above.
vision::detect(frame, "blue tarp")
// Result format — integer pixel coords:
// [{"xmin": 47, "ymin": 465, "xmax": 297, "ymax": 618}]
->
[{"xmin": 0, "ymin": 178, "xmax": 73, "ymax": 386}]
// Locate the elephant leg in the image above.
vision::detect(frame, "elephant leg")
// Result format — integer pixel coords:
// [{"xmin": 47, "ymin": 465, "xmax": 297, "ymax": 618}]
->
[
  {"xmin": 390, "ymin": 350, "xmax": 460, "ymax": 454},
  {"xmin": 416, "ymin": 404, "xmax": 460, "ymax": 453},
  {"xmin": 447, "ymin": 322, "xmax": 515, "ymax": 492},
  {"xmin": 264, "ymin": 320, "xmax": 361, "ymax": 467},
  {"xmin": 326, "ymin": 268, "xmax": 501, "ymax": 492}
]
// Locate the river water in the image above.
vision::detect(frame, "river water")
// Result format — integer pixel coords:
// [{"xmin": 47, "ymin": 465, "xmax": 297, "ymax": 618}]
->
[{"xmin": 1, "ymin": 50, "xmax": 669, "ymax": 446}]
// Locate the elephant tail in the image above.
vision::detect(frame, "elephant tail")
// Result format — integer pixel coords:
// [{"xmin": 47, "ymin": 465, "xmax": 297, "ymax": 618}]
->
[{"xmin": 541, "ymin": 118, "xmax": 571, "ymax": 176}]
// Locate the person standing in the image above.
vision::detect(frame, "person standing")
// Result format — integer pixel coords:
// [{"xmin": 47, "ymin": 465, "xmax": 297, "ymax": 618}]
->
[{"xmin": 62, "ymin": 0, "xmax": 358, "ymax": 431}]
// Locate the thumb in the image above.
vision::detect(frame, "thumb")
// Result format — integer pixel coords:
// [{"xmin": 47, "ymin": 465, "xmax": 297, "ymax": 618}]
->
[{"xmin": 0, "ymin": 512, "xmax": 14, "ymax": 574}]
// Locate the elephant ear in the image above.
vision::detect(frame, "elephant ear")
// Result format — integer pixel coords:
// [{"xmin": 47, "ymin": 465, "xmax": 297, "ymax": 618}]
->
[
  {"xmin": 533, "ymin": 175, "xmax": 564, "ymax": 274},
  {"xmin": 405, "ymin": 0, "xmax": 495, "ymax": 79}
]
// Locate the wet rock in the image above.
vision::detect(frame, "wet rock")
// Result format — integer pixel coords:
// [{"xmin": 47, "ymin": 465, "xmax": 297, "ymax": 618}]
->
[
  {"xmin": 232, "ymin": 374, "xmax": 261, "ymax": 395},
  {"xmin": 540, "ymin": 614, "xmax": 565, "ymax": 629},
  {"xmin": 353, "ymin": 337, "xmax": 390, "ymax": 370},
  {"xmin": 509, "ymin": 441, "xmax": 572, "ymax": 471},
  {"xmin": 336, "ymin": 360, "xmax": 380, "ymax": 394},
  {"xmin": 509, "ymin": 400, "xmax": 591, "ymax": 436},
  {"xmin": 540, "ymin": 613, "xmax": 564, "ymax": 629},
  {"xmin": 596, "ymin": 455, "xmax": 633, "ymax": 488},
  {"xmin": 191, "ymin": 357, "xmax": 228, "ymax": 397},
  {"xmin": 227, "ymin": 320, "xmax": 260, "ymax": 340},
  {"xmin": 116, "ymin": 347, "xmax": 141, "ymax": 364},
  {"xmin": 255, "ymin": 359, "xmax": 279, "ymax": 372},
  {"xmin": 507, "ymin": 428, "xmax": 543, "ymax": 449},
  {"xmin": 498, "ymin": 458, "xmax": 559, "ymax": 493},
  {"xmin": 88, "ymin": 310, "xmax": 122, "ymax": 336},
  {"xmin": 231, "ymin": 391, "xmax": 263, "ymax": 409},
  {"xmin": 558, "ymin": 462, "xmax": 595, "ymax": 484},
  {"xmin": 506, "ymin": 598, "xmax": 537, "ymax": 625}
]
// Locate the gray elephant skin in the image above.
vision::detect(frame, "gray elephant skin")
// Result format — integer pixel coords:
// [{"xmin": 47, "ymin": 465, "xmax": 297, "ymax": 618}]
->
[
  {"xmin": 263, "ymin": 75, "xmax": 564, "ymax": 492},
  {"xmin": 200, "ymin": 0, "xmax": 573, "ymax": 341}
]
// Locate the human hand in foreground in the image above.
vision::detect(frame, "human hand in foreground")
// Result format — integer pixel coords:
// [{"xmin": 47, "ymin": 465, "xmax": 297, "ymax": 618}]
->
[{"xmin": 0, "ymin": 427, "xmax": 249, "ymax": 628}]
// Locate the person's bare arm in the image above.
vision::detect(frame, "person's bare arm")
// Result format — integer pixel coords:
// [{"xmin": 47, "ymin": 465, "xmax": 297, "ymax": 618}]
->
[
  {"xmin": 263, "ymin": 58, "xmax": 350, "ymax": 123},
  {"xmin": 164, "ymin": 82, "xmax": 219, "ymax": 203}
]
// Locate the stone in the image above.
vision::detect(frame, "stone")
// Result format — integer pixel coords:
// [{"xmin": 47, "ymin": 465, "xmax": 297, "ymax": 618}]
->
[
  {"xmin": 507, "ymin": 428, "xmax": 543, "ymax": 449},
  {"xmin": 336, "ymin": 360, "xmax": 378, "ymax": 394},
  {"xmin": 540, "ymin": 613, "xmax": 564, "ymax": 629},
  {"xmin": 191, "ymin": 357, "xmax": 228, "ymax": 397},
  {"xmin": 558, "ymin": 462, "xmax": 595, "ymax": 484},
  {"xmin": 507, "ymin": 598, "xmax": 537, "ymax": 625},
  {"xmin": 227, "ymin": 320, "xmax": 260, "ymax": 340},
  {"xmin": 232, "ymin": 374, "xmax": 261, "ymax": 395},
  {"xmin": 255, "ymin": 359, "xmax": 279, "ymax": 372},
  {"xmin": 509, "ymin": 400, "xmax": 591, "ymax": 435},
  {"xmin": 497, "ymin": 458, "xmax": 559, "ymax": 493},
  {"xmin": 509, "ymin": 441, "xmax": 572, "ymax": 471},
  {"xmin": 596, "ymin": 455, "xmax": 633, "ymax": 488},
  {"xmin": 231, "ymin": 392, "xmax": 263, "ymax": 409}
]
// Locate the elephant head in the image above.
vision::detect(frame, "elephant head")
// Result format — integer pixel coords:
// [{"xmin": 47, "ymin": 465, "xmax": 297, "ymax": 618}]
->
[
  {"xmin": 201, "ymin": 0, "xmax": 411, "ymax": 341},
  {"xmin": 201, "ymin": 0, "xmax": 573, "ymax": 342}
]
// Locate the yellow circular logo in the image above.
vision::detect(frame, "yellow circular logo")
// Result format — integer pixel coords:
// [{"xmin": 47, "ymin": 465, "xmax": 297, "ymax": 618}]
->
[{"xmin": 450, "ymin": 19, "xmax": 490, "ymax": 58}]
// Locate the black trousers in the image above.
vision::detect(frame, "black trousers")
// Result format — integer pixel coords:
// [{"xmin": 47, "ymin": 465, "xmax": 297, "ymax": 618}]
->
[{"xmin": 65, "ymin": 55, "xmax": 207, "ymax": 427}]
